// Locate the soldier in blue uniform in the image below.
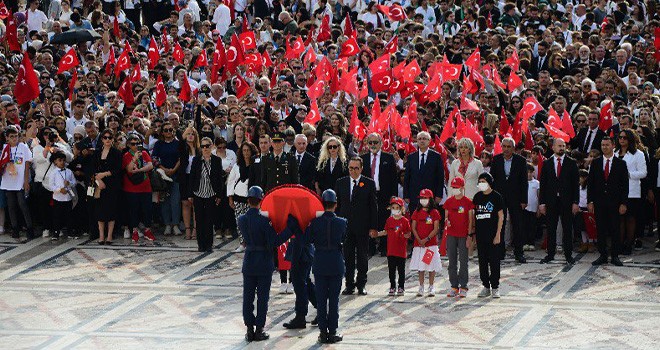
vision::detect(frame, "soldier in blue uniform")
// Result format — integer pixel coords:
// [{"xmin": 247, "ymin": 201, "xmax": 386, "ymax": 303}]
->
[
  {"xmin": 282, "ymin": 208, "xmax": 318, "ymax": 329},
  {"xmin": 304, "ymin": 189, "xmax": 346, "ymax": 344},
  {"xmin": 238, "ymin": 186, "xmax": 301, "ymax": 342}
]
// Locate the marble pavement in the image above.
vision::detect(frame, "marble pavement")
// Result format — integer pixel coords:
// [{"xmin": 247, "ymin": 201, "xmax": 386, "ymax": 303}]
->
[{"xmin": 0, "ymin": 233, "xmax": 658, "ymax": 349}]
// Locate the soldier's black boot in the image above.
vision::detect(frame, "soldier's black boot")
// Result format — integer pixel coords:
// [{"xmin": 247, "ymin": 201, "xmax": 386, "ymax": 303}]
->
[
  {"xmin": 327, "ymin": 332, "xmax": 343, "ymax": 343},
  {"xmin": 254, "ymin": 327, "xmax": 270, "ymax": 341},
  {"xmin": 318, "ymin": 331, "xmax": 329, "ymax": 343},
  {"xmin": 283, "ymin": 315, "xmax": 307, "ymax": 329},
  {"xmin": 245, "ymin": 326, "xmax": 255, "ymax": 342}
]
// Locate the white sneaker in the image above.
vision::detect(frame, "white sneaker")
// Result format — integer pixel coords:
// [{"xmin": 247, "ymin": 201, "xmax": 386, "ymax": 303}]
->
[
  {"xmin": 164, "ymin": 225, "xmax": 172, "ymax": 235},
  {"xmin": 491, "ymin": 288, "xmax": 501, "ymax": 298},
  {"xmin": 416, "ymin": 286, "xmax": 424, "ymax": 297},
  {"xmin": 123, "ymin": 228, "xmax": 130, "ymax": 239},
  {"xmin": 173, "ymin": 226, "xmax": 182, "ymax": 235},
  {"xmin": 234, "ymin": 245, "xmax": 245, "ymax": 253},
  {"xmin": 557, "ymin": 246, "xmax": 563, "ymax": 253},
  {"xmin": 286, "ymin": 283, "xmax": 294, "ymax": 294},
  {"xmin": 427, "ymin": 286, "xmax": 435, "ymax": 297},
  {"xmin": 0, "ymin": 226, "xmax": 5, "ymax": 234},
  {"xmin": 279, "ymin": 284, "xmax": 287, "ymax": 294},
  {"xmin": 42, "ymin": 229, "xmax": 50, "ymax": 238},
  {"xmin": 478, "ymin": 288, "xmax": 491, "ymax": 298}
]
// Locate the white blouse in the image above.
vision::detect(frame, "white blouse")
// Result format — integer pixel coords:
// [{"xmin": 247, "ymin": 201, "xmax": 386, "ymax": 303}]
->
[
  {"xmin": 616, "ymin": 150, "xmax": 647, "ymax": 198},
  {"xmin": 448, "ymin": 158, "xmax": 484, "ymax": 200}
]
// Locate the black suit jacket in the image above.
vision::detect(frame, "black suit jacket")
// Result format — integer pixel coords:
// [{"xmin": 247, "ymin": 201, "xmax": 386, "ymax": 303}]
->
[
  {"xmin": 529, "ymin": 55, "xmax": 550, "ymax": 79},
  {"xmin": 539, "ymin": 155, "xmax": 580, "ymax": 209},
  {"xmin": 587, "ymin": 156, "xmax": 629, "ymax": 206},
  {"xmin": 490, "ymin": 153, "xmax": 528, "ymax": 206},
  {"xmin": 404, "ymin": 149, "xmax": 445, "ymax": 206},
  {"xmin": 189, "ymin": 155, "xmax": 225, "ymax": 198},
  {"xmin": 294, "ymin": 151, "xmax": 317, "ymax": 191},
  {"xmin": 316, "ymin": 158, "xmax": 348, "ymax": 193},
  {"xmin": 260, "ymin": 152, "xmax": 299, "ymax": 192},
  {"xmin": 361, "ymin": 151, "xmax": 398, "ymax": 201},
  {"xmin": 571, "ymin": 127, "xmax": 605, "ymax": 154},
  {"xmin": 335, "ymin": 176, "xmax": 378, "ymax": 234}
]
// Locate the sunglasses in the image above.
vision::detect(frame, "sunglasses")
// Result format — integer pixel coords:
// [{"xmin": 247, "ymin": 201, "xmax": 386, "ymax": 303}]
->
[
  {"xmin": 272, "ymin": 139, "xmax": 284, "ymax": 143},
  {"xmin": 368, "ymin": 141, "xmax": 380, "ymax": 145},
  {"xmin": 618, "ymin": 136, "xmax": 628, "ymax": 140},
  {"xmin": 348, "ymin": 166, "xmax": 360, "ymax": 170},
  {"xmin": 201, "ymin": 144, "xmax": 212, "ymax": 148},
  {"xmin": 129, "ymin": 142, "xmax": 140, "ymax": 146},
  {"xmin": 576, "ymin": 119, "xmax": 586, "ymax": 123},
  {"xmin": 327, "ymin": 144, "xmax": 339, "ymax": 149},
  {"xmin": 102, "ymin": 136, "xmax": 113, "ymax": 140},
  {"xmin": 124, "ymin": 123, "xmax": 134, "ymax": 127},
  {"xmin": 163, "ymin": 128, "xmax": 173, "ymax": 132},
  {"xmin": 216, "ymin": 145, "xmax": 226, "ymax": 149}
]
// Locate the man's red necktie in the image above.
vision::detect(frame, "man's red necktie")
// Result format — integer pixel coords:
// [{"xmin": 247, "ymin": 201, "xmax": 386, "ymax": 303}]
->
[{"xmin": 604, "ymin": 158, "xmax": 610, "ymax": 180}]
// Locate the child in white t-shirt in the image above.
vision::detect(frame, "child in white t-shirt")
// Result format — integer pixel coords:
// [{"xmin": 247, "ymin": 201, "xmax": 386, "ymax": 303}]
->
[{"xmin": 522, "ymin": 164, "xmax": 540, "ymax": 251}]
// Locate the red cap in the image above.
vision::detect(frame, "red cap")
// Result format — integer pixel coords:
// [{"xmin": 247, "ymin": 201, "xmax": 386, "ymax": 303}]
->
[
  {"xmin": 418, "ymin": 189, "xmax": 434, "ymax": 198},
  {"xmin": 389, "ymin": 197, "xmax": 404, "ymax": 207},
  {"xmin": 451, "ymin": 177, "xmax": 465, "ymax": 188}
]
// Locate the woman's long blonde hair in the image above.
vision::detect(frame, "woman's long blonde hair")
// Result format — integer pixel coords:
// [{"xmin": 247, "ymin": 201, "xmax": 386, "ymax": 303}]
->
[{"xmin": 316, "ymin": 136, "xmax": 347, "ymax": 171}]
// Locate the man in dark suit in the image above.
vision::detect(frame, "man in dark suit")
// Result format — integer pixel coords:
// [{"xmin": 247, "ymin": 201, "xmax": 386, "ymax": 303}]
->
[
  {"xmin": 539, "ymin": 139, "xmax": 580, "ymax": 264},
  {"xmin": 335, "ymin": 157, "xmax": 378, "ymax": 295},
  {"xmin": 608, "ymin": 49, "xmax": 630, "ymax": 77},
  {"xmin": 292, "ymin": 134, "xmax": 317, "ymax": 191},
  {"xmin": 248, "ymin": 134, "xmax": 271, "ymax": 188},
  {"xmin": 260, "ymin": 132, "xmax": 299, "ymax": 192},
  {"xmin": 571, "ymin": 110, "xmax": 605, "ymax": 154},
  {"xmin": 588, "ymin": 137, "xmax": 629, "ymax": 266},
  {"xmin": 490, "ymin": 137, "xmax": 528, "ymax": 263},
  {"xmin": 529, "ymin": 41, "xmax": 550, "ymax": 79},
  {"xmin": 361, "ymin": 133, "xmax": 398, "ymax": 256},
  {"xmin": 404, "ymin": 131, "xmax": 445, "ymax": 211}
]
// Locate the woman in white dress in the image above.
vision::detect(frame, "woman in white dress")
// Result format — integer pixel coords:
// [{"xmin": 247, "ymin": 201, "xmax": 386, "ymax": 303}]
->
[{"xmin": 448, "ymin": 138, "xmax": 484, "ymax": 200}]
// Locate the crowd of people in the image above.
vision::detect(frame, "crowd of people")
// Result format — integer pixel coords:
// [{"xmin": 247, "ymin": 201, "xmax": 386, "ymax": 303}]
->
[{"xmin": 0, "ymin": 0, "xmax": 659, "ymax": 341}]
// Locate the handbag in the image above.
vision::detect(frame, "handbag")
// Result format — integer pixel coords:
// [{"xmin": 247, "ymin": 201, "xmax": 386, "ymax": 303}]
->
[
  {"xmin": 150, "ymin": 169, "xmax": 168, "ymax": 192},
  {"xmin": 128, "ymin": 171, "xmax": 146, "ymax": 185}
]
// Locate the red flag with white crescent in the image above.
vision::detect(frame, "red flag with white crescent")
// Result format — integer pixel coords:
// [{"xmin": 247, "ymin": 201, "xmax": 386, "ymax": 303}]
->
[
  {"xmin": 14, "ymin": 52, "xmax": 40, "ymax": 105},
  {"xmin": 172, "ymin": 41, "xmax": 184, "ymax": 64},
  {"xmin": 57, "ymin": 48, "xmax": 80, "ymax": 74},
  {"xmin": 148, "ymin": 37, "xmax": 160, "ymax": 69},
  {"xmin": 155, "ymin": 75, "xmax": 167, "ymax": 107},
  {"xmin": 340, "ymin": 36, "xmax": 360, "ymax": 58},
  {"xmin": 304, "ymin": 100, "xmax": 321, "ymax": 126}
]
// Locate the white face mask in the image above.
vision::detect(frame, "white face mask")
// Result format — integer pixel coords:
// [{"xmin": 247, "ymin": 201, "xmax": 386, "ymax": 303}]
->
[
  {"xmin": 419, "ymin": 199, "xmax": 430, "ymax": 207},
  {"xmin": 478, "ymin": 183, "xmax": 490, "ymax": 192},
  {"xmin": 451, "ymin": 188, "xmax": 462, "ymax": 196},
  {"xmin": 391, "ymin": 209, "xmax": 401, "ymax": 216}
]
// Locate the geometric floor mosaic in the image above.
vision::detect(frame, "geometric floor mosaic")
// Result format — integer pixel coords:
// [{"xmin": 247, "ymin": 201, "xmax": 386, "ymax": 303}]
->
[{"xmin": 0, "ymin": 233, "xmax": 658, "ymax": 349}]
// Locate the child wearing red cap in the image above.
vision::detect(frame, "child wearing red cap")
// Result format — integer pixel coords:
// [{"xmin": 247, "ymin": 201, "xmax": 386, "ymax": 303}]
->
[
  {"xmin": 373, "ymin": 197, "xmax": 411, "ymax": 296},
  {"xmin": 443, "ymin": 177, "xmax": 474, "ymax": 298},
  {"xmin": 410, "ymin": 189, "xmax": 442, "ymax": 297}
]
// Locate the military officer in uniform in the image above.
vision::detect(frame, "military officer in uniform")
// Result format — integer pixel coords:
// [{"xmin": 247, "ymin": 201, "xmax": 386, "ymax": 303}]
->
[
  {"xmin": 305, "ymin": 189, "xmax": 346, "ymax": 344},
  {"xmin": 260, "ymin": 132, "xmax": 299, "ymax": 192},
  {"xmin": 238, "ymin": 186, "xmax": 301, "ymax": 342}
]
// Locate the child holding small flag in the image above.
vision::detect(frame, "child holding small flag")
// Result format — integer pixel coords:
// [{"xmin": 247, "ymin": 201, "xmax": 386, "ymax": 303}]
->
[{"xmin": 409, "ymin": 189, "xmax": 442, "ymax": 297}]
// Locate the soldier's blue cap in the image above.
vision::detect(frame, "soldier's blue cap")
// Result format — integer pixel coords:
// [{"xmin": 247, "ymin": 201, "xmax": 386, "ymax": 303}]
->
[
  {"xmin": 248, "ymin": 186, "xmax": 264, "ymax": 200},
  {"xmin": 321, "ymin": 189, "xmax": 337, "ymax": 203}
]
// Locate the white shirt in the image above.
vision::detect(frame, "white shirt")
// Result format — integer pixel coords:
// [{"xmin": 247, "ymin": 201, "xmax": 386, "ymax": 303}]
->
[
  {"xmin": 212, "ymin": 4, "xmax": 231, "ymax": 36},
  {"xmin": 615, "ymin": 150, "xmax": 646, "ymax": 198},
  {"xmin": 26, "ymin": 9, "xmax": 49, "ymax": 33},
  {"xmin": 415, "ymin": 6, "xmax": 436, "ymax": 27},
  {"xmin": 47, "ymin": 167, "xmax": 77, "ymax": 202},
  {"xmin": 583, "ymin": 127, "xmax": 598, "ymax": 152},
  {"xmin": 350, "ymin": 175, "xmax": 361, "ymax": 198},
  {"xmin": 370, "ymin": 151, "xmax": 381, "ymax": 191},
  {"xmin": 1, "ymin": 143, "xmax": 33, "ymax": 191},
  {"xmin": 212, "ymin": 149, "xmax": 237, "ymax": 171},
  {"xmin": 66, "ymin": 116, "xmax": 89, "ymax": 136},
  {"xmin": 602, "ymin": 155, "xmax": 614, "ymax": 171},
  {"xmin": 579, "ymin": 186, "xmax": 587, "ymax": 208},
  {"xmin": 526, "ymin": 179, "xmax": 540, "ymax": 212}
]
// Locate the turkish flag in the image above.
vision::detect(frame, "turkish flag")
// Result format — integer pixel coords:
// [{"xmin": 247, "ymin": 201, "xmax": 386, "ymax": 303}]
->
[
  {"xmin": 113, "ymin": 16, "xmax": 120, "ymax": 38},
  {"xmin": 396, "ymin": 115, "xmax": 411, "ymax": 139},
  {"xmin": 440, "ymin": 62, "xmax": 462, "ymax": 81},
  {"xmin": 340, "ymin": 36, "xmax": 360, "ymax": 58},
  {"xmin": 307, "ymin": 79, "xmax": 326, "ymax": 100},
  {"xmin": 421, "ymin": 248, "xmax": 435, "ymax": 265},
  {"xmin": 524, "ymin": 127, "xmax": 534, "ymax": 151},
  {"xmin": 404, "ymin": 98, "xmax": 418, "ymax": 124},
  {"xmin": 147, "ymin": 37, "xmax": 160, "ymax": 69},
  {"xmin": 543, "ymin": 122, "xmax": 570, "ymax": 142},
  {"xmin": 358, "ymin": 80, "xmax": 368, "ymax": 100},
  {"xmin": 215, "ymin": 37, "xmax": 227, "ymax": 66},
  {"xmin": 464, "ymin": 47, "xmax": 481, "ymax": 71},
  {"xmin": 67, "ymin": 70, "xmax": 77, "ymax": 101},
  {"xmin": 179, "ymin": 72, "xmax": 192, "ymax": 102},
  {"xmin": 314, "ymin": 57, "xmax": 333, "ymax": 82},
  {"xmin": 562, "ymin": 109, "xmax": 575, "ymax": 138},
  {"xmin": 520, "ymin": 96, "xmax": 543, "ymax": 120},
  {"xmin": 384, "ymin": 35, "xmax": 398, "ymax": 55},
  {"xmin": 343, "ymin": 15, "xmax": 354, "ymax": 38},
  {"xmin": 0, "ymin": 144, "xmax": 11, "ymax": 172},
  {"xmin": 499, "ymin": 107, "xmax": 510, "ymax": 136},
  {"xmin": 655, "ymin": 27, "xmax": 660, "ymax": 50},
  {"xmin": 5, "ymin": 12, "xmax": 20, "ymax": 52},
  {"xmin": 388, "ymin": 79, "xmax": 405, "ymax": 96},
  {"xmin": 403, "ymin": 59, "xmax": 421, "ymax": 82},
  {"xmin": 172, "ymin": 41, "xmax": 184, "ymax": 64},
  {"xmin": 379, "ymin": 4, "xmax": 406, "ymax": 21},
  {"xmin": 493, "ymin": 135, "xmax": 502, "ymax": 155},
  {"xmin": 439, "ymin": 108, "xmax": 457, "ymax": 142},
  {"xmin": 226, "ymin": 34, "xmax": 246, "ymax": 73},
  {"xmin": 0, "ymin": 2, "xmax": 9, "ymax": 19},
  {"xmin": 244, "ymin": 53, "xmax": 263, "ymax": 74},
  {"xmin": 369, "ymin": 54, "xmax": 390, "ymax": 75},
  {"xmin": 464, "ymin": 118, "xmax": 484, "ymax": 145},
  {"xmin": 161, "ymin": 27, "xmax": 170, "ymax": 53},
  {"xmin": 14, "ymin": 53, "xmax": 40, "ymax": 105},
  {"xmin": 117, "ymin": 77, "xmax": 134, "ymax": 107},
  {"xmin": 507, "ymin": 71, "xmax": 523, "ymax": 92},
  {"xmin": 505, "ymin": 49, "xmax": 520, "ymax": 73},
  {"xmin": 285, "ymin": 36, "xmax": 305, "ymax": 59},
  {"xmin": 339, "ymin": 67, "xmax": 358, "ymax": 96},
  {"xmin": 114, "ymin": 48, "xmax": 132, "ymax": 77},
  {"xmin": 239, "ymin": 30, "xmax": 257, "ymax": 51},
  {"xmin": 194, "ymin": 49, "xmax": 208, "ymax": 68},
  {"xmin": 129, "ymin": 63, "xmax": 141, "ymax": 82},
  {"xmin": 303, "ymin": 46, "xmax": 317, "ymax": 69},
  {"xmin": 57, "ymin": 48, "xmax": 80, "ymax": 74},
  {"xmin": 155, "ymin": 75, "xmax": 167, "ymax": 107},
  {"xmin": 349, "ymin": 104, "xmax": 367, "ymax": 141},
  {"xmin": 368, "ymin": 100, "xmax": 382, "ymax": 133},
  {"xmin": 491, "ymin": 66, "xmax": 506, "ymax": 89},
  {"xmin": 599, "ymin": 101, "xmax": 613, "ymax": 131},
  {"xmin": 547, "ymin": 107, "xmax": 562, "ymax": 130},
  {"xmin": 262, "ymin": 50, "xmax": 273, "ymax": 67},
  {"xmin": 304, "ymin": 100, "xmax": 321, "ymax": 126},
  {"xmin": 392, "ymin": 61, "xmax": 406, "ymax": 80},
  {"xmin": 460, "ymin": 95, "xmax": 480, "ymax": 111},
  {"xmin": 371, "ymin": 71, "xmax": 393, "ymax": 93},
  {"xmin": 233, "ymin": 74, "xmax": 249, "ymax": 98},
  {"xmin": 105, "ymin": 46, "xmax": 115, "ymax": 76},
  {"xmin": 317, "ymin": 14, "xmax": 331, "ymax": 42}
]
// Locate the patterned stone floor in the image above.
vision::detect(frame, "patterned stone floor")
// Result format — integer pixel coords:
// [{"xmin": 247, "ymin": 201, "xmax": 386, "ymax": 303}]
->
[{"xmin": 0, "ymin": 232, "xmax": 658, "ymax": 349}]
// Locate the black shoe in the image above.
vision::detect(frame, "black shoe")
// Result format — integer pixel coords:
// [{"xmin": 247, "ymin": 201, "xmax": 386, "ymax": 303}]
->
[
  {"xmin": 515, "ymin": 255, "xmax": 527, "ymax": 264},
  {"xmin": 327, "ymin": 332, "xmax": 343, "ymax": 343},
  {"xmin": 592, "ymin": 255, "xmax": 608, "ymax": 266},
  {"xmin": 621, "ymin": 245, "xmax": 632, "ymax": 255},
  {"xmin": 611, "ymin": 257, "xmax": 623, "ymax": 266},
  {"xmin": 565, "ymin": 256, "xmax": 576, "ymax": 265},
  {"xmin": 318, "ymin": 331, "xmax": 329, "ymax": 344},
  {"xmin": 633, "ymin": 239, "xmax": 643, "ymax": 251},
  {"xmin": 253, "ymin": 327, "xmax": 269, "ymax": 341},
  {"xmin": 51, "ymin": 236, "xmax": 59, "ymax": 241},
  {"xmin": 245, "ymin": 326, "xmax": 255, "ymax": 342},
  {"xmin": 357, "ymin": 288, "xmax": 368, "ymax": 295},
  {"xmin": 341, "ymin": 288, "xmax": 354, "ymax": 295},
  {"xmin": 98, "ymin": 240, "xmax": 105, "ymax": 245},
  {"xmin": 283, "ymin": 316, "xmax": 307, "ymax": 329},
  {"xmin": 655, "ymin": 241, "xmax": 660, "ymax": 252},
  {"xmin": 310, "ymin": 317, "xmax": 318, "ymax": 326},
  {"xmin": 539, "ymin": 256, "xmax": 553, "ymax": 264}
]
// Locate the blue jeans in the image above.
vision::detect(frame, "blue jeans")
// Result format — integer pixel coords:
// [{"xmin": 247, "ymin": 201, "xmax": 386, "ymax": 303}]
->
[{"xmin": 160, "ymin": 182, "xmax": 181, "ymax": 225}]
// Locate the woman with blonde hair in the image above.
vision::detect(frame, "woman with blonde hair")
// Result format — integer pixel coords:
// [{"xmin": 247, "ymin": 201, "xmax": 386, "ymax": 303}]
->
[
  {"xmin": 315, "ymin": 136, "xmax": 348, "ymax": 194},
  {"xmin": 179, "ymin": 126, "xmax": 200, "ymax": 240},
  {"xmin": 448, "ymin": 138, "xmax": 484, "ymax": 200}
]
